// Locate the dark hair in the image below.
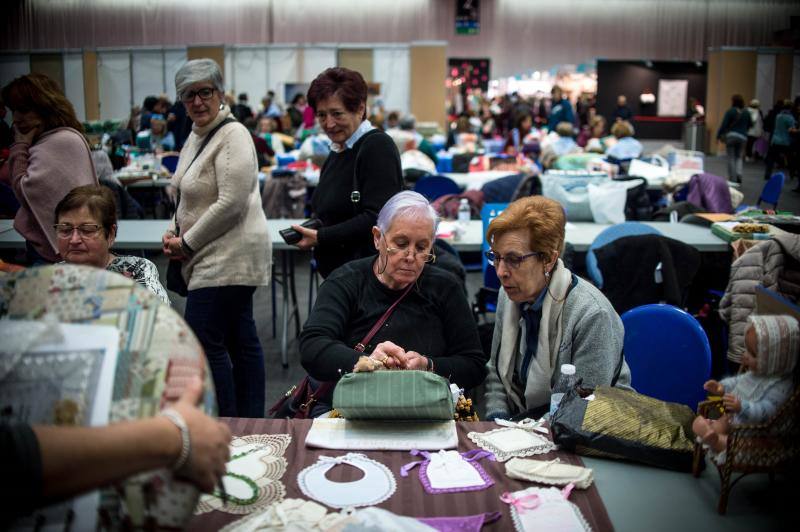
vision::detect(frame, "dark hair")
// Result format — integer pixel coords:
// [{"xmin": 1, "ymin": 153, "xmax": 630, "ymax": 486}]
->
[
  {"xmin": 731, "ymin": 94, "xmax": 745, "ymax": 108},
  {"xmin": 514, "ymin": 112, "xmax": 533, "ymax": 130},
  {"xmin": 143, "ymin": 96, "xmax": 159, "ymax": 112},
  {"xmin": 2, "ymin": 73, "xmax": 83, "ymax": 133},
  {"xmin": 291, "ymin": 93, "xmax": 305, "ymax": 105},
  {"xmin": 307, "ymin": 67, "xmax": 368, "ymax": 119},
  {"xmin": 55, "ymin": 185, "xmax": 118, "ymax": 237}
]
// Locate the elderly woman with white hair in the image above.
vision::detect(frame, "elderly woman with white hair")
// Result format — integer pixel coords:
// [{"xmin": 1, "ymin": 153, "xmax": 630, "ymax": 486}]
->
[
  {"xmin": 299, "ymin": 190, "xmax": 488, "ymax": 415},
  {"xmin": 161, "ymin": 58, "xmax": 270, "ymax": 418}
]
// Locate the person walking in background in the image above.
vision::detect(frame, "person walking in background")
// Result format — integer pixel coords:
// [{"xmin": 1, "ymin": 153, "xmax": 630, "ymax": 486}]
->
[
  {"xmin": 745, "ymin": 99, "xmax": 764, "ymax": 162},
  {"xmin": 716, "ymin": 94, "xmax": 751, "ymax": 184},
  {"xmin": 547, "ymin": 86, "xmax": 574, "ymax": 132},
  {"xmin": 763, "ymin": 99, "xmax": 797, "ymax": 182},
  {"xmin": 162, "ymin": 58, "xmax": 270, "ymax": 418},
  {"xmin": 612, "ymin": 95, "xmax": 633, "ymax": 122}
]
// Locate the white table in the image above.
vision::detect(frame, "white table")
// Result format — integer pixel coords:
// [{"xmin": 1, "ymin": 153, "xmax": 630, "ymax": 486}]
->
[
  {"xmin": 443, "ymin": 170, "xmax": 519, "ymax": 191},
  {"xmin": 0, "ymin": 219, "xmax": 728, "ymax": 254}
]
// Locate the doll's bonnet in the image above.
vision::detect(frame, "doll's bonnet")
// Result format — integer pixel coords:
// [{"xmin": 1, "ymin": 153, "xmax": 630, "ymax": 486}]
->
[{"xmin": 747, "ymin": 315, "xmax": 800, "ymax": 376}]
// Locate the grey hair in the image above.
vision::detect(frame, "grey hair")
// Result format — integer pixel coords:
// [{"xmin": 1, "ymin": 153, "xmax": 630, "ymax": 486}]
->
[
  {"xmin": 376, "ymin": 191, "xmax": 439, "ymax": 236},
  {"xmin": 398, "ymin": 114, "xmax": 416, "ymax": 131},
  {"xmin": 175, "ymin": 59, "xmax": 224, "ymax": 100}
]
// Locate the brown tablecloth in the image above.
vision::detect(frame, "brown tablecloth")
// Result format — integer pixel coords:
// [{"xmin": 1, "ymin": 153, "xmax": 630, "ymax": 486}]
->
[{"xmin": 187, "ymin": 419, "xmax": 614, "ymax": 531}]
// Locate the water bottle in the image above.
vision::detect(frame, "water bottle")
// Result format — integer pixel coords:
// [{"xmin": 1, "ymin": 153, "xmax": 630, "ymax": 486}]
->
[
  {"xmin": 457, "ymin": 198, "xmax": 471, "ymax": 226},
  {"xmin": 549, "ymin": 364, "xmax": 577, "ymax": 417}
]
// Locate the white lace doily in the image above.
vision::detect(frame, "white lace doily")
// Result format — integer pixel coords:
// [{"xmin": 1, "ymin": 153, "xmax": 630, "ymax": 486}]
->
[
  {"xmin": 195, "ymin": 434, "xmax": 291, "ymax": 515},
  {"xmin": 467, "ymin": 427, "xmax": 556, "ymax": 462},
  {"xmin": 297, "ymin": 453, "xmax": 396, "ymax": 509}
]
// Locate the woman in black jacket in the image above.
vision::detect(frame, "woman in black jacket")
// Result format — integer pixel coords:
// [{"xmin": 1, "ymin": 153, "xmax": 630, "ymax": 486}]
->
[{"xmin": 291, "ymin": 68, "xmax": 403, "ymax": 277}]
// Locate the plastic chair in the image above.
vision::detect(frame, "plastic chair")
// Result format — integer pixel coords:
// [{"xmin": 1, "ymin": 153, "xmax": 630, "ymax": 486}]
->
[
  {"xmin": 473, "ymin": 203, "xmax": 507, "ymax": 319},
  {"xmin": 621, "ymin": 304, "xmax": 712, "ymax": 409},
  {"xmin": 586, "ymin": 222, "xmax": 662, "ymax": 288},
  {"xmin": 160, "ymin": 152, "xmax": 180, "ymax": 174},
  {"xmin": 757, "ymin": 172, "xmax": 785, "ymax": 209},
  {"xmin": 413, "ymin": 175, "xmax": 462, "ymax": 202}
]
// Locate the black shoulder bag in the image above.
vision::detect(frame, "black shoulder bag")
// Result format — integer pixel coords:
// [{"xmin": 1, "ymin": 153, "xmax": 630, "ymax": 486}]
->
[{"xmin": 166, "ymin": 117, "xmax": 236, "ymax": 296}]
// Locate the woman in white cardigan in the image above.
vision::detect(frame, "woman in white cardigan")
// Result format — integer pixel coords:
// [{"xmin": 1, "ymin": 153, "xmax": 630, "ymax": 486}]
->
[
  {"xmin": 483, "ymin": 196, "xmax": 632, "ymax": 420},
  {"xmin": 162, "ymin": 59, "xmax": 270, "ymax": 418}
]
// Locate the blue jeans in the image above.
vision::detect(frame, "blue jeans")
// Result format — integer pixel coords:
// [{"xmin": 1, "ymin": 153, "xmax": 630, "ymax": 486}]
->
[{"xmin": 184, "ymin": 285, "xmax": 265, "ymax": 417}]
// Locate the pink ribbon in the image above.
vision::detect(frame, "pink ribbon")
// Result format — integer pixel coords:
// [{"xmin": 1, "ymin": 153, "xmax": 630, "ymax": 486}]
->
[{"xmin": 500, "ymin": 491, "xmax": 541, "ymax": 513}]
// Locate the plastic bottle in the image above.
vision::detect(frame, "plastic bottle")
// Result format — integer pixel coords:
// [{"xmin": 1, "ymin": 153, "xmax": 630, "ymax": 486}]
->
[
  {"xmin": 549, "ymin": 363, "xmax": 577, "ymax": 417},
  {"xmin": 457, "ymin": 198, "xmax": 471, "ymax": 225}
]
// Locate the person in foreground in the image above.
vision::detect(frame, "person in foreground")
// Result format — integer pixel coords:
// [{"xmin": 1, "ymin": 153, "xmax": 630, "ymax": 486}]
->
[
  {"xmin": 1, "ymin": 377, "xmax": 231, "ymax": 525},
  {"xmin": 692, "ymin": 315, "xmax": 798, "ymax": 462},
  {"xmin": 161, "ymin": 58, "xmax": 270, "ymax": 418},
  {"xmin": 299, "ymin": 191, "xmax": 488, "ymax": 415},
  {"xmin": 1, "ymin": 73, "xmax": 97, "ymax": 264},
  {"xmin": 484, "ymin": 196, "xmax": 633, "ymax": 420},
  {"xmin": 290, "ymin": 67, "xmax": 403, "ymax": 278},
  {"xmin": 55, "ymin": 185, "xmax": 169, "ymax": 303}
]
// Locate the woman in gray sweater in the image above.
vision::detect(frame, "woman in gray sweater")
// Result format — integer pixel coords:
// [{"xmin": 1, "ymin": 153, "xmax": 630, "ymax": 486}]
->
[{"xmin": 484, "ymin": 196, "xmax": 632, "ymax": 420}]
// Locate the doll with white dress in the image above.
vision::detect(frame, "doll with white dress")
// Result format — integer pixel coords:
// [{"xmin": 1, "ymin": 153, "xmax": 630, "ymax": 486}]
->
[{"xmin": 692, "ymin": 314, "xmax": 798, "ymax": 458}]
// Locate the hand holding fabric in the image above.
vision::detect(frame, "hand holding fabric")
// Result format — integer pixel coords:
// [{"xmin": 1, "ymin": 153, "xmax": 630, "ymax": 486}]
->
[{"xmin": 398, "ymin": 350, "xmax": 429, "ymax": 371}]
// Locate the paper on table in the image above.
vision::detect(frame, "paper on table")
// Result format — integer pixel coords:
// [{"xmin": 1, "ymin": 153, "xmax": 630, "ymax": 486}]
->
[{"xmin": 305, "ymin": 418, "xmax": 458, "ymax": 451}]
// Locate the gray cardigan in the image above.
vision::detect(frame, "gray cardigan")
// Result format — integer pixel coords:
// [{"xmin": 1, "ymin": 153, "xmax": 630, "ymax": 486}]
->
[{"xmin": 484, "ymin": 276, "xmax": 633, "ymax": 418}]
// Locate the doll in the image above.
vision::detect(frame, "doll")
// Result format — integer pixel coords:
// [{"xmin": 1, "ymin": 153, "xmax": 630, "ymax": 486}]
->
[{"xmin": 692, "ymin": 314, "xmax": 798, "ymax": 460}]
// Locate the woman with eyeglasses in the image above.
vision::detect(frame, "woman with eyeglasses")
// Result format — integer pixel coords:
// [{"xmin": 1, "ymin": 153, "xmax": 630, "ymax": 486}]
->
[
  {"xmin": 1, "ymin": 73, "xmax": 98, "ymax": 265},
  {"xmin": 484, "ymin": 196, "xmax": 632, "ymax": 421},
  {"xmin": 299, "ymin": 191, "xmax": 487, "ymax": 416},
  {"xmin": 290, "ymin": 67, "xmax": 403, "ymax": 278},
  {"xmin": 161, "ymin": 59, "xmax": 270, "ymax": 418},
  {"xmin": 55, "ymin": 185, "xmax": 169, "ymax": 303}
]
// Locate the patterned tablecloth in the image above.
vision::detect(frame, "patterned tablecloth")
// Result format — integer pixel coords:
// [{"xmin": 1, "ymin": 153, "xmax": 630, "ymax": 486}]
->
[
  {"xmin": 187, "ymin": 419, "xmax": 614, "ymax": 532},
  {"xmin": 0, "ymin": 264, "xmax": 214, "ymax": 528}
]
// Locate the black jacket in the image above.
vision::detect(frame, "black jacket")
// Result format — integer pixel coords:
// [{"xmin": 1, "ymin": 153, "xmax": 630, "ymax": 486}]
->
[{"xmin": 594, "ymin": 234, "xmax": 701, "ymax": 314}]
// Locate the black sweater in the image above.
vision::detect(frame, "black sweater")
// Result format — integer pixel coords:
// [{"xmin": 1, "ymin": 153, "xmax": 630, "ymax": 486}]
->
[
  {"xmin": 311, "ymin": 129, "xmax": 403, "ymax": 277},
  {"xmin": 300, "ymin": 257, "xmax": 488, "ymax": 394}
]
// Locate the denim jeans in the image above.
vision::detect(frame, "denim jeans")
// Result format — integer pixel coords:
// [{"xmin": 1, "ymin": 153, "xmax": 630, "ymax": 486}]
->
[
  {"xmin": 184, "ymin": 285, "xmax": 266, "ymax": 417},
  {"xmin": 725, "ymin": 134, "xmax": 746, "ymax": 182}
]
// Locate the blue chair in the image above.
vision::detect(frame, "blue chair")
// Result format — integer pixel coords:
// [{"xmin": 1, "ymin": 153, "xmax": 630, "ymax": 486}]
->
[
  {"xmin": 622, "ymin": 304, "xmax": 712, "ymax": 409},
  {"xmin": 586, "ymin": 222, "xmax": 662, "ymax": 288},
  {"xmin": 413, "ymin": 175, "xmax": 462, "ymax": 202},
  {"xmin": 436, "ymin": 152, "xmax": 453, "ymax": 173},
  {"xmin": 474, "ymin": 203, "xmax": 507, "ymax": 317},
  {"xmin": 758, "ymin": 172, "xmax": 785, "ymax": 209},
  {"xmin": 160, "ymin": 153, "xmax": 180, "ymax": 174}
]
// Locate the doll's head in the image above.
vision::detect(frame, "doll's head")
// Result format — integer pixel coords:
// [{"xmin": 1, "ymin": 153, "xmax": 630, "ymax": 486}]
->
[{"xmin": 745, "ymin": 315, "xmax": 799, "ymax": 376}]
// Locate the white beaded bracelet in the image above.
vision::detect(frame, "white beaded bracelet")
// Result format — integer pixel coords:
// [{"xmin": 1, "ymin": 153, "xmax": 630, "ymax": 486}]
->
[{"xmin": 161, "ymin": 408, "xmax": 191, "ymax": 472}]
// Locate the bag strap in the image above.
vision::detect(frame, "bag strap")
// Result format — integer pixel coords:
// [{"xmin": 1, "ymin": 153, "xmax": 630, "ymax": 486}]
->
[
  {"xmin": 174, "ymin": 117, "xmax": 236, "ymax": 235},
  {"xmin": 354, "ymin": 281, "xmax": 415, "ymax": 352}
]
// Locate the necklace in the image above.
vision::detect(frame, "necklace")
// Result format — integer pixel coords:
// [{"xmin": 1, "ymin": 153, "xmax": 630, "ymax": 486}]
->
[{"xmin": 213, "ymin": 472, "xmax": 259, "ymax": 506}]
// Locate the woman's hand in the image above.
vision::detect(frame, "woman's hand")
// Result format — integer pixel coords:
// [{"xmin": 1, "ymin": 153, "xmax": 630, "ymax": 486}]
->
[
  {"xmin": 722, "ymin": 393, "xmax": 742, "ymax": 414},
  {"xmin": 13, "ymin": 124, "xmax": 41, "ymax": 145},
  {"xmin": 170, "ymin": 377, "xmax": 232, "ymax": 492},
  {"xmin": 292, "ymin": 224, "xmax": 318, "ymax": 250},
  {"xmin": 399, "ymin": 350, "xmax": 429, "ymax": 371},
  {"xmin": 703, "ymin": 380, "xmax": 724, "ymax": 395},
  {"xmin": 370, "ymin": 341, "xmax": 405, "ymax": 369},
  {"xmin": 163, "ymin": 235, "xmax": 187, "ymax": 260}
]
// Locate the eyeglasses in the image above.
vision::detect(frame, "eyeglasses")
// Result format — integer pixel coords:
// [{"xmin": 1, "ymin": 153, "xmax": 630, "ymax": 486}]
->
[
  {"xmin": 484, "ymin": 250, "xmax": 541, "ymax": 270},
  {"xmin": 53, "ymin": 223, "xmax": 104, "ymax": 239},
  {"xmin": 386, "ymin": 245, "xmax": 436, "ymax": 263},
  {"xmin": 181, "ymin": 87, "xmax": 216, "ymax": 103}
]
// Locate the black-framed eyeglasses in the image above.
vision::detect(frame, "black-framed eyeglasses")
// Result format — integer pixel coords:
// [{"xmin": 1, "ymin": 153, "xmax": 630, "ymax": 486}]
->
[
  {"xmin": 181, "ymin": 87, "xmax": 216, "ymax": 103},
  {"xmin": 484, "ymin": 250, "xmax": 541, "ymax": 270},
  {"xmin": 53, "ymin": 223, "xmax": 104, "ymax": 239}
]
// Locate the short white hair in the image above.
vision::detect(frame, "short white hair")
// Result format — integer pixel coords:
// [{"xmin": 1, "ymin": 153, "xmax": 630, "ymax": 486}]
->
[
  {"xmin": 175, "ymin": 59, "xmax": 224, "ymax": 100},
  {"xmin": 376, "ymin": 191, "xmax": 438, "ymax": 236}
]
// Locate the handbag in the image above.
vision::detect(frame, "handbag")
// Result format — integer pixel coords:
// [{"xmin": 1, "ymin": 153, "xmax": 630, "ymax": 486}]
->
[
  {"xmin": 268, "ymin": 282, "xmax": 414, "ymax": 419},
  {"xmin": 166, "ymin": 117, "xmax": 236, "ymax": 296},
  {"xmin": 333, "ymin": 370, "xmax": 454, "ymax": 420},
  {"xmin": 550, "ymin": 385, "xmax": 696, "ymax": 471}
]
